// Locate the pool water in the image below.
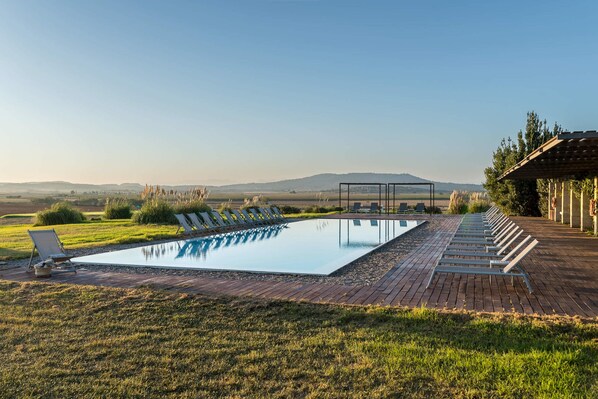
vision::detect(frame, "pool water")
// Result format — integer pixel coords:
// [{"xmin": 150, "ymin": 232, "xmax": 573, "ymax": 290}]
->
[{"xmin": 72, "ymin": 218, "xmax": 423, "ymax": 275}]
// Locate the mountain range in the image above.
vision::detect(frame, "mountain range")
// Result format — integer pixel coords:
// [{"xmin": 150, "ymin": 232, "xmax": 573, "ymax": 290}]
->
[{"xmin": 0, "ymin": 173, "xmax": 483, "ymax": 194}]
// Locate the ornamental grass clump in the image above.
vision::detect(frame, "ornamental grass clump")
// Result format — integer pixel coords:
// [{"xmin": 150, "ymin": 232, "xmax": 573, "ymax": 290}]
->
[
  {"xmin": 217, "ymin": 200, "xmax": 233, "ymax": 213},
  {"xmin": 468, "ymin": 192, "xmax": 491, "ymax": 213},
  {"xmin": 35, "ymin": 202, "xmax": 86, "ymax": 226},
  {"xmin": 173, "ymin": 200, "xmax": 211, "ymax": 215},
  {"xmin": 132, "ymin": 198, "xmax": 175, "ymax": 224},
  {"xmin": 240, "ymin": 195, "xmax": 268, "ymax": 210},
  {"xmin": 447, "ymin": 191, "xmax": 469, "ymax": 214},
  {"xmin": 103, "ymin": 198, "xmax": 132, "ymax": 220},
  {"xmin": 134, "ymin": 185, "xmax": 210, "ymax": 224}
]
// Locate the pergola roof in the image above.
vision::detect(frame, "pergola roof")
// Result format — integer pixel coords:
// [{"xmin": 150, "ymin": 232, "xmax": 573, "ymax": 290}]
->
[{"xmin": 499, "ymin": 131, "xmax": 598, "ymax": 180}]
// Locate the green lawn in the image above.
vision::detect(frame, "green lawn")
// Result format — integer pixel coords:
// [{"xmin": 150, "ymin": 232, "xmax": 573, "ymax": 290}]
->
[
  {"xmin": 0, "ymin": 220, "xmax": 179, "ymax": 261},
  {"xmin": 0, "ymin": 214, "xmax": 335, "ymax": 261},
  {"xmin": 0, "ymin": 281, "xmax": 595, "ymax": 398}
]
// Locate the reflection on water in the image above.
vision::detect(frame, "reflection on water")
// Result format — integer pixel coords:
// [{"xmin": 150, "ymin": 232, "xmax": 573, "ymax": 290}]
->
[
  {"xmin": 141, "ymin": 225, "xmax": 286, "ymax": 260},
  {"xmin": 338, "ymin": 219, "xmax": 413, "ymax": 248},
  {"xmin": 74, "ymin": 218, "xmax": 420, "ymax": 275}
]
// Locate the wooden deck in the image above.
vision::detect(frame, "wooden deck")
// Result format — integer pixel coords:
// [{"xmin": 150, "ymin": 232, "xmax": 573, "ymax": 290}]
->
[{"xmin": 2, "ymin": 215, "xmax": 597, "ymax": 318}]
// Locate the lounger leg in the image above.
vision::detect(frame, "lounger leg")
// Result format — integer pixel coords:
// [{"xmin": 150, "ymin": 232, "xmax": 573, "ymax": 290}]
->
[
  {"xmin": 28, "ymin": 247, "xmax": 36, "ymax": 269},
  {"xmin": 522, "ymin": 273, "xmax": 533, "ymax": 293},
  {"xmin": 426, "ymin": 270, "xmax": 437, "ymax": 289}
]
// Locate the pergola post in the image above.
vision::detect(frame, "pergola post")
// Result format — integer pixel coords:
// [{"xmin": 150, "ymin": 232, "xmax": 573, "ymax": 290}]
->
[
  {"xmin": 554, "ymin": 181, "xmax": 562, "ymax": 222},
  {"xmin": 570, "ymin": 186, "xmax": 580, "ymax": 228},
  {"xmin": 546, "ymin": 180, "xmax": 554, "ymax": 220},
  {"xmin": 580, "ymin": 189, "xmax": 592, "ymax": 232},
  {"xmin": 561, "ymin": 181, "xmax": 570, "ymax": 224},
  {"xmin": 594, "ymin": 176, "xmax": 598, "ymax": 236}
]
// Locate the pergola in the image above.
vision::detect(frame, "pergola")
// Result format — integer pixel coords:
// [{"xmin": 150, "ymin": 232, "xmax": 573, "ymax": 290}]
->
[
  {"xmin": 388, "ymin": 183, "xmax": 435, "ymax": 214},
  {"xmin": 499, "ymin": 131, "xmax": 598, "ymax": 180},
  {"xmin": 338, "ymin": 183, "xmax": 388, "ymax": 214},
  {"xmin": 499, "ymin": 130, "xmax": 598, "ymax": 235}
]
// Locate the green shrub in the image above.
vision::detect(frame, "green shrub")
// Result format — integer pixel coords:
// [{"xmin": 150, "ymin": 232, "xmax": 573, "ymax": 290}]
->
[
  {"xmin": 104, "ymin": 198, "xmax": 132, "ymax": 220},
  {"xmin": 280, "ymin": 205, "xmax": 301, "ymax": 214},
  {"xmin": 303, "ymin": 205, "xmax": 343, "ymax": 213},
  {"xmin": 133, "ymin": 199, "xmax": 176, "ymax": 224},
  {"xmin": 425, "ymin": 206, "xmax": 443, "ymax": 214},
  {"xmin": 447, "ymin": 191, "xmax": 469, "ymax": 214},
  {"xmin": 303, "ymin": 205, "xmax": 342, "ymax": 213},
  {"xmin": 468, "ymin": 201, "xmax": 491, "ymax": 214},
  {"xmin": 173, "ymin": 200, "xmax": 211, "ymax": 216},
  {"xmin": 35, "ymin": 202, "xmax": 86, "ymax": 226}
]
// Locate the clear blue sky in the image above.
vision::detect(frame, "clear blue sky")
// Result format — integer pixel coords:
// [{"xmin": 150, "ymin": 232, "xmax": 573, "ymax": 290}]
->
[{"xmin": 1, "ymin": 0, "xmax": 597, "ymax": 185}]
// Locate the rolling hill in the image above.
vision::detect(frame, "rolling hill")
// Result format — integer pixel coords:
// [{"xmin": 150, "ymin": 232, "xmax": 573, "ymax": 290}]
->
[{"xmin": 0, "ymin": 174, "xmax": 483, "ymax": 194}]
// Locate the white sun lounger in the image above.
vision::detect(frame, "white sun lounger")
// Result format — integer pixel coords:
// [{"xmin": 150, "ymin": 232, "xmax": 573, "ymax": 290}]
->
[
  {"xmin": 222, "ymin": 210, "xmax": 242, "ymax": 226},
  {"xmin": 242, "ymin": 209, "xmax": 265, "ymax": 225},
  {"xmin": 211, "ymin": 211, "xmax": 236, "ymax": 230},
  {"xmin": 175, "ymin": 214, "xmax": 195, "ymax": 235},
  {"xmin": 186, "ymin": 213, "xmax": 208, "ymax": 233},
  {"xmin": 427, "ymin": 239, "xmax": 539, "ymax": 293},
  {"xmin": 439, "ymin": 235, "xmax": 533, "ymax": 266},
  {"xmin": 233, "ymin": 209, "xmax": 255, "ymax": 226},
  {"xmin": 271, "ymin": 207, "xmax": 287, "ymax": 220}
]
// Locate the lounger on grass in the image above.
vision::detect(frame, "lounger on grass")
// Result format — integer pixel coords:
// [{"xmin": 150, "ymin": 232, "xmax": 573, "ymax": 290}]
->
[
  {"xmin": 397, "ymin": 203, "xmax": 408, "ymax": 214},
  {"xmin": 369, "ymin": 203, "xmax": 380, "ymax": 213},
  {"xmin": 259, "ymin": 208, "xmax": 279, "ymax": 223},
  {"xmin": 211, "ymin": 211, "xmax": 236, "ymax": 230},
  {"xmin": 251, "ymin": 208, "xmax": 274, "ymax": 224},
  {"xmin": 223, "ymin": 210, "xmax": 242, "ymax": 226},
  {"xmin": 233, "ymin": 210, "xmax": 256, "ymax": 226},
  {"xmin": 414, "ymin": 203, "xmax": 426, "ymax": 214},
  {"xmin": 200, "ymin": 212, "xmax": 233, "ymax": 233},
  {"xmin": 186, "ymin": 213, "xmax": 209, "ymax": 233},
  {"xmin": 272, "ymin": 207, "xmax": 287, "ymax": 220},
  {"xmin": 241, "ymin": 209, "xmax": 264, "ymax": 226},
  {"xmin": 175, "ymin": 214, "xmax": 196, "ymax": 235},
  {"xmin": 27, "ymin": 229, "xmax": 76, "ymax": 273},
  {"xmin": 427, "ymin": 239, "xmax": 539, "ymax": 293}
]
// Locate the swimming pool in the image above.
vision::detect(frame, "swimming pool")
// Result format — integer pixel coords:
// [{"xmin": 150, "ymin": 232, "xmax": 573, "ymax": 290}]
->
[{"xmin": 72, "ymin": 218, "xmax": 423, "ymax": 275}]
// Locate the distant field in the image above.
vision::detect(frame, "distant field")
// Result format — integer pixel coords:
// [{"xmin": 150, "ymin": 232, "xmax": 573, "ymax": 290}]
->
[{"xmin": 0, "ymin": 192, "xmax": 450, "ymax": 216}]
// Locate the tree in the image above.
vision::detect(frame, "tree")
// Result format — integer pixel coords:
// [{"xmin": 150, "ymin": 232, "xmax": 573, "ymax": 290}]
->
[{"xmin": 484, "ymin": 112, "xmax": 562, "ymax": 216}]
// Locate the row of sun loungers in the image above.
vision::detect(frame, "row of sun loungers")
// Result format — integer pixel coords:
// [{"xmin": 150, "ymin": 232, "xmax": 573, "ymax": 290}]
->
[
  {"xmin": 175, "ymin": 207, "xmax": 287, "ymax": 235},
  {"xmin": 350, "ymin": 202, "xmax": 426, "ymax": 213},
  {"xmin": 426, "ymin": 206, "xmax": 539, "ymax": 293},
  {"xmin": 394, "ymin": 202, "xmax": 425, "ymax": 213}
]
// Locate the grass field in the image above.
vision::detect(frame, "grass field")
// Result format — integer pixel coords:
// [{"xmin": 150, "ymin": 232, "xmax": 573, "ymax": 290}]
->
[
  {"xmin": 0, "ymin": 220, "xmax": 180, "ymax": 261},
  {"xmin": 0, "ymin": 281, "xmax": 595, "ymax": 398},
  {"xmin": 0, "ymin": 213, "xmax": 336, "ymax": 261}
]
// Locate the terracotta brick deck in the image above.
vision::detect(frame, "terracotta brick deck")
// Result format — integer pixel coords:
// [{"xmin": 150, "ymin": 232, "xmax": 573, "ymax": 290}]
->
[{"xmin": 2, "ymin": 215, "xmax": 597, "ymax": 318}]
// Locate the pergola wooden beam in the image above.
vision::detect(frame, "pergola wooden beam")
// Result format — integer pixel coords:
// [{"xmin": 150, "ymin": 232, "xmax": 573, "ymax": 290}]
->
[
  {"xmin": 500, "ymin": 131, "xmax": 598, "ymax": 236},
  {"xmin": 499, "ymin": 131, "xmax": 598, "ymax": 180}
]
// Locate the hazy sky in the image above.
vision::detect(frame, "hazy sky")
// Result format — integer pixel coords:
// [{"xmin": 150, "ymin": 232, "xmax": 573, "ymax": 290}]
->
[{"xmin": 1, "ymin": 1, "xmax": 597, "ymax": 185}]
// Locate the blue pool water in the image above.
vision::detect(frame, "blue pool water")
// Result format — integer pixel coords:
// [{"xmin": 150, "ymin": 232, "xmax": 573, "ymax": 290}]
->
[{"xmin": 72, "ymin": 218, "xmax": 422, "ymax": 275}]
